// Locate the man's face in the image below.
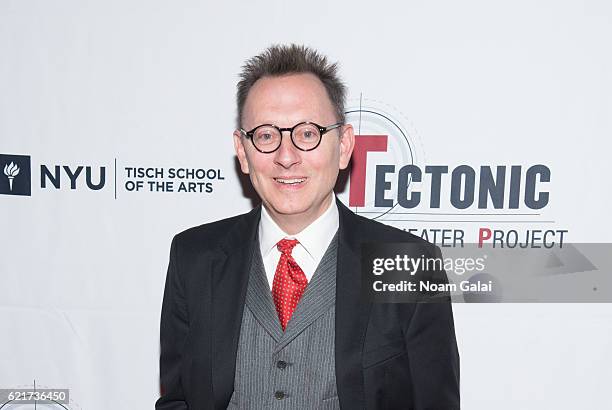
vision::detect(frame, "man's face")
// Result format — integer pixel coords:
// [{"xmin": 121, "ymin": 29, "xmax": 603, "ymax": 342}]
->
[{"xmin": 234, "ymin": 73, "xmax": 354, "ymax": 226}]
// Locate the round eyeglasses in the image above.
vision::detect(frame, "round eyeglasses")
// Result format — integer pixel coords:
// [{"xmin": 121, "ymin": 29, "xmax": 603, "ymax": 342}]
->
[{"xmin": 239, "ymin": 121, "xmax": 343, "ymax": 153}]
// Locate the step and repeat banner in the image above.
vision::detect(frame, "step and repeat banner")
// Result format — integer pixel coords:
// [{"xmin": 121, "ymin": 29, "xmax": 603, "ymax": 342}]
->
[{"xmin": 1, "ymin": 0, "xmax": 610, "ymax": 409}]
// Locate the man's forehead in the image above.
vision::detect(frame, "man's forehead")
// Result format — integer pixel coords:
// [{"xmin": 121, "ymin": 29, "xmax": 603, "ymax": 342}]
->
[
  {"xmin": 243, "ymin": 73, "xmax": 336, "ymax": 126},
  {"xmin": 249, "ymin": 73, "xmax": 326, "ymax": 98}
]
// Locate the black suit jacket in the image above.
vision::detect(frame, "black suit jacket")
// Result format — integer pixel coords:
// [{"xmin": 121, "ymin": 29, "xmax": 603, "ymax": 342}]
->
[{"xmin": 156, "ymin": 200, "xmax": 460, "ymax": 409}]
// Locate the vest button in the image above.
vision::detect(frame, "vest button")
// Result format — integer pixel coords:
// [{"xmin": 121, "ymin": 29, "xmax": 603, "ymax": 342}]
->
[
  {"xmin": 274, "ymin": 390, "xmax": 285, "ymax": 400},
  {"xmin": 276, "ymin": 360, "xmax": 287, "ymax": 369}
]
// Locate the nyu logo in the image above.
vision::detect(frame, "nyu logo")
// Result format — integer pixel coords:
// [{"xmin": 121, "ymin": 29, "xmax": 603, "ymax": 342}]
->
[
  {"xmin": 41, "ymin": 165, "xmax": 105, "ymax": 190},
  {"xmin": 0, "ymin": 154, "xmax": 31, "ymax": 196},
  {"xmin": 0, "ymin": 153, "xmax": 106, "ymax": 196}
]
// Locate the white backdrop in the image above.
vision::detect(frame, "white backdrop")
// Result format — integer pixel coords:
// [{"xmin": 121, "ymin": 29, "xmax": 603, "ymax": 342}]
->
[{"xmin": 1, "ymin": 0, "xmax": 611, "ymax": 409}]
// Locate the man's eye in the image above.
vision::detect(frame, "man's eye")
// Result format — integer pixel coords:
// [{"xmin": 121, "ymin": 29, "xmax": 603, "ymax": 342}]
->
[
  {"xmin": 303, "ymin": 131, "xmax": 313, "ymax": 139},
  {"xmin": 257, "ymin": 133, "xmax": 273, "ymax": 141}
]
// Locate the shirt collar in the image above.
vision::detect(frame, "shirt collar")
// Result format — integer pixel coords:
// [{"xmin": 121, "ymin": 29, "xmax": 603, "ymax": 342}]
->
[{"xmin": 259, "ymin": 194, "xmax": 339, "ymax": 260}]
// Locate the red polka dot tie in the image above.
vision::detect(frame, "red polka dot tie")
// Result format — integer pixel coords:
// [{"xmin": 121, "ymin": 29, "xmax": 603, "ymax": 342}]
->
[{"xmin": 272, "ymin": 239, "xmax": 308, "ymax": 331}]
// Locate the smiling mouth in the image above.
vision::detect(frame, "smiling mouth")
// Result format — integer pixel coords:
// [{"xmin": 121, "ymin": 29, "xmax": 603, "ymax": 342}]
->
[{"xmin": 274, "ymin": 177, "xmax": 307, "ymax": 185}]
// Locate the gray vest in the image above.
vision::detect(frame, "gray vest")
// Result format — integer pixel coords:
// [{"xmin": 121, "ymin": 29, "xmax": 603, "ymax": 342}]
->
[{"xmin": 228, "ymin": 234, "xmax": 340, "ymax": 409}]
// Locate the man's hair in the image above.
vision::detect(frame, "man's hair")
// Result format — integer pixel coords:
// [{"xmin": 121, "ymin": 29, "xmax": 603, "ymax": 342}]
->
[{"xmin": 236, "ymin": 44, "xmax": 346, "ymax": 128}]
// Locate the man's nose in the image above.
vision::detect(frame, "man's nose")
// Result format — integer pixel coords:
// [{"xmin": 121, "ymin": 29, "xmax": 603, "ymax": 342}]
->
[{"xmin": 273, "ymin": 131, "xmax": 301, "ymax": 168}]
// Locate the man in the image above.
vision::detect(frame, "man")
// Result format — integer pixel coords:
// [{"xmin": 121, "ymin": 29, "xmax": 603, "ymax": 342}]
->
[{"xmin": 156, "ymin": 44, "xmax": 459, "ymax": 410}]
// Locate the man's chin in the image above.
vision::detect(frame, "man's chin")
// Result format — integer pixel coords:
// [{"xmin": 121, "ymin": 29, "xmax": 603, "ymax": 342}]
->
[
  {"xmin": 263, "ymin": 193, "xmax": 332, "ymax": 220},
  {"xmin": 268, "ymin": 204, "xmax": 310, "ymax": 217}
]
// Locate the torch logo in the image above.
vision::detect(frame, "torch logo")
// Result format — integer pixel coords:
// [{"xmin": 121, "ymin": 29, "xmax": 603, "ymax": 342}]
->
[
  {"xmin": 0, "ymin": 154, "xmax": 31, "ymax": 196},
  {"xmin": 4, "ymin": 161, "xmax": 20, "ymax": 191}
]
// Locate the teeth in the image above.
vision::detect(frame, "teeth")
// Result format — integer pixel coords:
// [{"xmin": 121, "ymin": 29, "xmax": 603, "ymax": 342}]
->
[{"xmin": 275, "ymin": 178, "xmax": 306, "ymax": 184}]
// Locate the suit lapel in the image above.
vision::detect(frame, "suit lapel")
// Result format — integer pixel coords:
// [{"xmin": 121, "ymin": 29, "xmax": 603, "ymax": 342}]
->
[
  {"xmin": 210, "ymin": 206, "xmax": 260, "ymax": 410},
  {"xmin": 335, "ymin": 200, "xmax": 372, "ymax": 410},
  {"xmin": 245, "ymin": 240, "xmax": 284, "ymax": 342}
]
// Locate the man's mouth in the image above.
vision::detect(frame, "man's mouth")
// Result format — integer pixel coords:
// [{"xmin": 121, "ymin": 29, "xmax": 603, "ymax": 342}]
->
[{"xmin": 274, "ymin": 177, "xmax": 307, "ymax": 185}]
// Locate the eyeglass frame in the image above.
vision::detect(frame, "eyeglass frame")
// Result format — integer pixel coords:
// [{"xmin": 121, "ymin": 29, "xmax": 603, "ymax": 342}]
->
[{"xmin": 239, "ymin": 121, "xmax": 344, "ymax": 153}]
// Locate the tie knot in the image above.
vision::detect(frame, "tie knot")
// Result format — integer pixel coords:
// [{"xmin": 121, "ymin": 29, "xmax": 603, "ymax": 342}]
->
[{"xmin": 277, "ymin": 238, "xmax": 299, "ymax": 256}]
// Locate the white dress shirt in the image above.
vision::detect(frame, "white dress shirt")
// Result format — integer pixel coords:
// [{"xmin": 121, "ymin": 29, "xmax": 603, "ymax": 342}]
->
[{"xmin": 258, "ymin": 195, "xmax": 339, "ymax": 290}]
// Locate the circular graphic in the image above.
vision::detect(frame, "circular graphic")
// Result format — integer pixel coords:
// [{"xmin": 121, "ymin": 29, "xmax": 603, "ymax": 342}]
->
[{"xmin": 342, "ymin": 98, "xmax": 425, "ymax": 220}]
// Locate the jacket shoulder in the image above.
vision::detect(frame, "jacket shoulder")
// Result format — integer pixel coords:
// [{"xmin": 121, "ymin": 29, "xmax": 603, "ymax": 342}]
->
[
  {"xmin": 172, "ymin": 208, "xmax": 258, "ymax": 254},
  {"xmin": 343, "ymin": 207, "xmax": 440, "ymax": 256}
]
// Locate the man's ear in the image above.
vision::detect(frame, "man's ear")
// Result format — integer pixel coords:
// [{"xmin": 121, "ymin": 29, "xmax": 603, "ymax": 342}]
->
[
  {"xmin": 233, "ymin": 130, "xmax": 250, "ymax": 174},
  {"xmin": 338, "ymin": 123, "xmax": 355, "ymax": 170}
]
